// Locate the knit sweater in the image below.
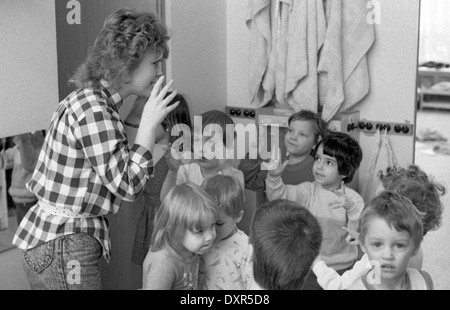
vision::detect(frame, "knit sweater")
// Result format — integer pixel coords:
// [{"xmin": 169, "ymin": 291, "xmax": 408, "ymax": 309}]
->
[{"xmin": 266, "ymin": 175, "xmax": 364, "ymax": 270}]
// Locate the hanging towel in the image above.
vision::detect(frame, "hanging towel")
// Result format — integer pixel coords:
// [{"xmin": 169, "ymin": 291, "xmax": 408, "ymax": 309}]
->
[
  {"xmin": 274, "ymin": 0, "xmax": 292, "ymax": 107},
  {"xmin": 246, "ymin": 0, "xmax": 273, "ymax": 107},
  {"xmin": 360, "ymin": 130, "xmax": 398, "ymax": 203},
  {"xmin": 285, "ymin": 0, "xmax": 326, "ymax": 112},
  {"xmin": 319, "ymin": 0, "xmax": 375, "ymax": 122}
]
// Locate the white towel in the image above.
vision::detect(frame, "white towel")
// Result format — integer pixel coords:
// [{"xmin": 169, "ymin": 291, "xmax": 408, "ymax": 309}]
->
[
  {"xmin": 246, "ymin": 0, "xmax": 272, "ymax": 107},
  {"xmin": 319, "ymin": 0, "xmax": 375, "ymax": 122},
  {"xmin": 285, "ymin": 0, "xmax": 326, "ymax": 112}
]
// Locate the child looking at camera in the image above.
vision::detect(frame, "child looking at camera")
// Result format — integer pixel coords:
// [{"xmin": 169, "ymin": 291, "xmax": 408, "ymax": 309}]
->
[
  {"xmin": 266, "ymin": 131, "xmax": 364, "ymax": 290},
  {"xmin": 313, "ymin": 190, "xmax": 433, "ymax": 290},
  {"xmin": 142, "ymin": 183, "xmax": 218, "ymax": 290}
]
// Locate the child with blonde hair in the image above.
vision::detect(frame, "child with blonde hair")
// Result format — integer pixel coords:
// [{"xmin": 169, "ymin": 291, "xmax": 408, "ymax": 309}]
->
[
  {"xmin": 199, "ymin": 175, "xmax": 251, "ymax": 290},
  {"xmin": 142, "ymin": 183, "xmax": 218, "ymax": 290}
]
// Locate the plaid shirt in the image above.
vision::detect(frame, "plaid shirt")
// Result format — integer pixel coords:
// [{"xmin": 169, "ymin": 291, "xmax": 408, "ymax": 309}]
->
[{"xmin": 12, "ymin": 84, "xmax": 153, "ymax": 262}]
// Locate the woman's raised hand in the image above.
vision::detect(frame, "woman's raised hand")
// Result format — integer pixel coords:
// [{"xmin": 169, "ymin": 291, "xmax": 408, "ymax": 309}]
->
[{"xmin": 141, "ymin": 76, "xmax": 179, "ymax": 130}]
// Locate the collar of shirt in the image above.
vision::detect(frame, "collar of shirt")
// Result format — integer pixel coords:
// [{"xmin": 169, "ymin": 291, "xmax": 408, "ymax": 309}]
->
[{"xmin": 100, "ymin": 79, "xmax": 123, "ymax": 111}]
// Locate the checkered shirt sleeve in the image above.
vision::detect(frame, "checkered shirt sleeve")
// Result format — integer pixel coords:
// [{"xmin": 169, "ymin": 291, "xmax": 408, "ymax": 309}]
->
[{"xmin": 12, "ymin": 86, "xmax": 153, "ymax": 261}]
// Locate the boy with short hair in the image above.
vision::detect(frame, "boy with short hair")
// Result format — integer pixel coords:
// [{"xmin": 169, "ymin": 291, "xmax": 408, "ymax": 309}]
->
[{"xmin": 247, "ymin": 199, "xmax": 322, "ymax": 290}]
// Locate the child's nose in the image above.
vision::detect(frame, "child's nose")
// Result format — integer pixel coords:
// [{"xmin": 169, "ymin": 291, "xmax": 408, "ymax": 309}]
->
[
  {"xmin": 205, "ymin": 228, "xmax": 216, "ymax": 242},
  {"xmin": 382, "ymin": 247, "xmax": 395, "ymax": 260}
]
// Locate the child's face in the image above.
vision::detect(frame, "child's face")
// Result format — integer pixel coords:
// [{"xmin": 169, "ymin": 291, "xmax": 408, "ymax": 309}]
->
[
  {"xmin": 155, "ymin": 123, "xmax": 168, "ymax": 143},
  {"xmin": 284, "ymin": 120, "xmax": 316, "ymax": 157},
  {"xmin": 181, "ymin": 219, "xmax": 217, "ymax": 256},
  {"xmin": 313, "ymin": 145, "xmax": 345, "ymax": 190},
  {"xmin": 215, "ymin": 210, "xmax": 238, "ymax": 241},
  {"xmin": 361, "ymin": 216, "xmax": 417, "ymax": 284},
  {"xmin": 126, "ymin": 50, "xmax": 162, "ymax": 98},
  {"xmin": 193, "ymin": 135, "xmax": 222, "ymax": 170}
]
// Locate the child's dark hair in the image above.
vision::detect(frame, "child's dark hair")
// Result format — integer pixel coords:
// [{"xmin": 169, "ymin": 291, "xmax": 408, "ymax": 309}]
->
[
  {"xmin": 202, "ymin": 175, "xmax": 244, "ymax": 218},
  {"xmin": 162, "ymin": 92, "xmax": 192, "ymax": 145},
  {"xmin": 200, "ymin": 110, "xmax": 235, "ymax": 146},
  {"xmin": 70, "ymin": 8, "xmax": 170, "ymax": 91},
  {"xmin": 358, "ymin": 190, "xmax": 425, "ymax": 253},
  {"xmin": 379, "ymin": 165, "xmax": 445, "ymax": 236},
  {"xmin": 288, "ymin": 110, "xmax": 329, "ymax": 143},
  {"xmin": 313, "ymin": 132, "xmax": 363, "ymax": 184},
  {"xmin": 249, "ymin": 199, "xmax": 322, "ymax": 290}
]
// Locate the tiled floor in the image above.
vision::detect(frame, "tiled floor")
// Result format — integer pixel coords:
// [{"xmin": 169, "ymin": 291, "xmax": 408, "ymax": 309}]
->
[{"xmin": 415, "ymin": 108, "xmax": 450, "ymax": 290}]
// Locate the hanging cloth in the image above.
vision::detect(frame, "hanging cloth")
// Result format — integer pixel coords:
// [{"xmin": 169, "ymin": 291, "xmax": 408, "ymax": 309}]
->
[
  {"xmin": 246, "ymin": 0, "xmax": 273, "ymax": 107},
  {"xmin": 318, "ymin": 0, "xmax": 375, "ymax": 122},
  {"xmin": 360, "ymin": 129, "xmax": 398, "ymax": 203},
  {"xmin": 283, "ymin": 0, "xmax": 326, "ymax": 113}
]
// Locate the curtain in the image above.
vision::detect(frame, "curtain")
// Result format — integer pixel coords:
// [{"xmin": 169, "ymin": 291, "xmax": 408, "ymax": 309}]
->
[{"xmin": 419, "ymin": 0, "xmax": 450, "ymax": 64}]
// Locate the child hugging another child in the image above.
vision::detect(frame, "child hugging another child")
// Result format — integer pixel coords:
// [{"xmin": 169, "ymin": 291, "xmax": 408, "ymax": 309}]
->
[
  {"xmin": 266, "ymin": 131, "xmax": 364, "ymax": 290},
  {"xmin": 199, "ymin": 174, "xmax": 251, "ymax": 290},
  {"xmin": 142, "ymin": 183, "xmax": 218, "ymax": 290}
]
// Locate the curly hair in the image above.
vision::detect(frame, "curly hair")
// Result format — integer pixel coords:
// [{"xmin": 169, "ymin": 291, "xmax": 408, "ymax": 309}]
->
[
  {"xmin": 70, "ymin": 8, "xmax": 170, "ymax": 91},
  {"xmin": 359, "ymin": 190, "xmax": 425, "ymax": 253},
  {"xmin": 379, "ymin": 165, "xmax": 445, "ymax": 236}
]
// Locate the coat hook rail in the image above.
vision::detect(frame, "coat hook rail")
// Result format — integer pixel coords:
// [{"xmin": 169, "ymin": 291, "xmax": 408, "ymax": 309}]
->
[{"xmin": 346, "ymin": 119, "xmax": 414, "ymax": 136}]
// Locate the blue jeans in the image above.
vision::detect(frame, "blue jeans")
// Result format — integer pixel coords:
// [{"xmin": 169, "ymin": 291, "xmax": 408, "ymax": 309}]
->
[{"xmin": 23, "ymin": 233, "xmax": 102, "ymax": 290}]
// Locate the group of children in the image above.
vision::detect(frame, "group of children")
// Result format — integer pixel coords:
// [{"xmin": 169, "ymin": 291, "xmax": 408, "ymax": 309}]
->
[{"xmin": 10, "ymin": 7, "xmax": 445, "ymax": 291}]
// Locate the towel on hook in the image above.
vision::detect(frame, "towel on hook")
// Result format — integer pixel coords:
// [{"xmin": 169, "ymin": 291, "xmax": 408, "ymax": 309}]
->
[
  {"xmin": 246, "ymin": 0, "xmax": 273, "ymax": 107},
  {"xmin": 284, "ymin": 0, "xmax": 326, "ymax": 112},
  {"xmin": 319, "ymin": 0, "xmax": 375, "ymax": 122},
  {"xmin": 360, "ymin": 129, "xmax": 398, "ymax": 203}
]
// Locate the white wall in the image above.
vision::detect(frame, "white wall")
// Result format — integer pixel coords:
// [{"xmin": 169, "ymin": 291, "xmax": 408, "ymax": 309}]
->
[
  {"xmin": 352, "ymin": 0, "xmax": 420, "ymax": 192},
  {"xmin": 167, "ymin": 0, "xmax": 227, "ymax": 117},
  {"xmin": 0, "ymin": 0, "xmax": 58, "ymax": 138},
  {"xmin": 224, "ymin": 0, "xmax": 420, "ymax": 192}
]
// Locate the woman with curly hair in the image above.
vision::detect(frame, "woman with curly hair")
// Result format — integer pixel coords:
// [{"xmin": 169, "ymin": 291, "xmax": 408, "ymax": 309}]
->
[{"xmin": 12, "ymin": 8, "xmax": 178, "ymax": 290}]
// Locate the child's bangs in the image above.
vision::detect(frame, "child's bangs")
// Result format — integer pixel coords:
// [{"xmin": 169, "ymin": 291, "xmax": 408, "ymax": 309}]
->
[{"xmin": 182, "ymin": 194, "xmax": 217, "ymax": 232}]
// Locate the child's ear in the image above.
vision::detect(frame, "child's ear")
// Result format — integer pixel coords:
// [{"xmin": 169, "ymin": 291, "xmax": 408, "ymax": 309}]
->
[
  {"xmin": 235, "ymin": 210, "xmax": 244, "ymax": 224},
  {"xmin": 360, "ymin": 243, "xmax": 367, "ymax": 254}
]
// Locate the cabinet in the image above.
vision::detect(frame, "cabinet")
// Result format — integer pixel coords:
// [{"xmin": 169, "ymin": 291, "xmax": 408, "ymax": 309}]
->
[{"xmin": 417, "ymin": 68, "xmax": 450, "ymax": 110}]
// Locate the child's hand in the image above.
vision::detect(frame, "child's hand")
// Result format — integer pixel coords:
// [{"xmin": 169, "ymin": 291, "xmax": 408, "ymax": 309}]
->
[
  {"xmin": 264, "ymin": 148, "xmax": 288, "ymax": 177},
  {"xmin": 219, "ymin": 159, "xmax": 233, "ymax": 176},
  {"xmin": 312, "ymin": 254, "xmax": 324, "ymax": 268},
  {"xmin": 329, "ymin": 181, "xmax": 355, "ymax": 211},
  {"xmin": 267, "ymin": 159, "xmax": 289, "ymax": 178},
  {"xmin": 342, "ymin": 227, "xmax": 360, "ymax": 246},
  {"xmin": 165, "ymin": 143, "xmax": 193, "ymax": 172}
]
